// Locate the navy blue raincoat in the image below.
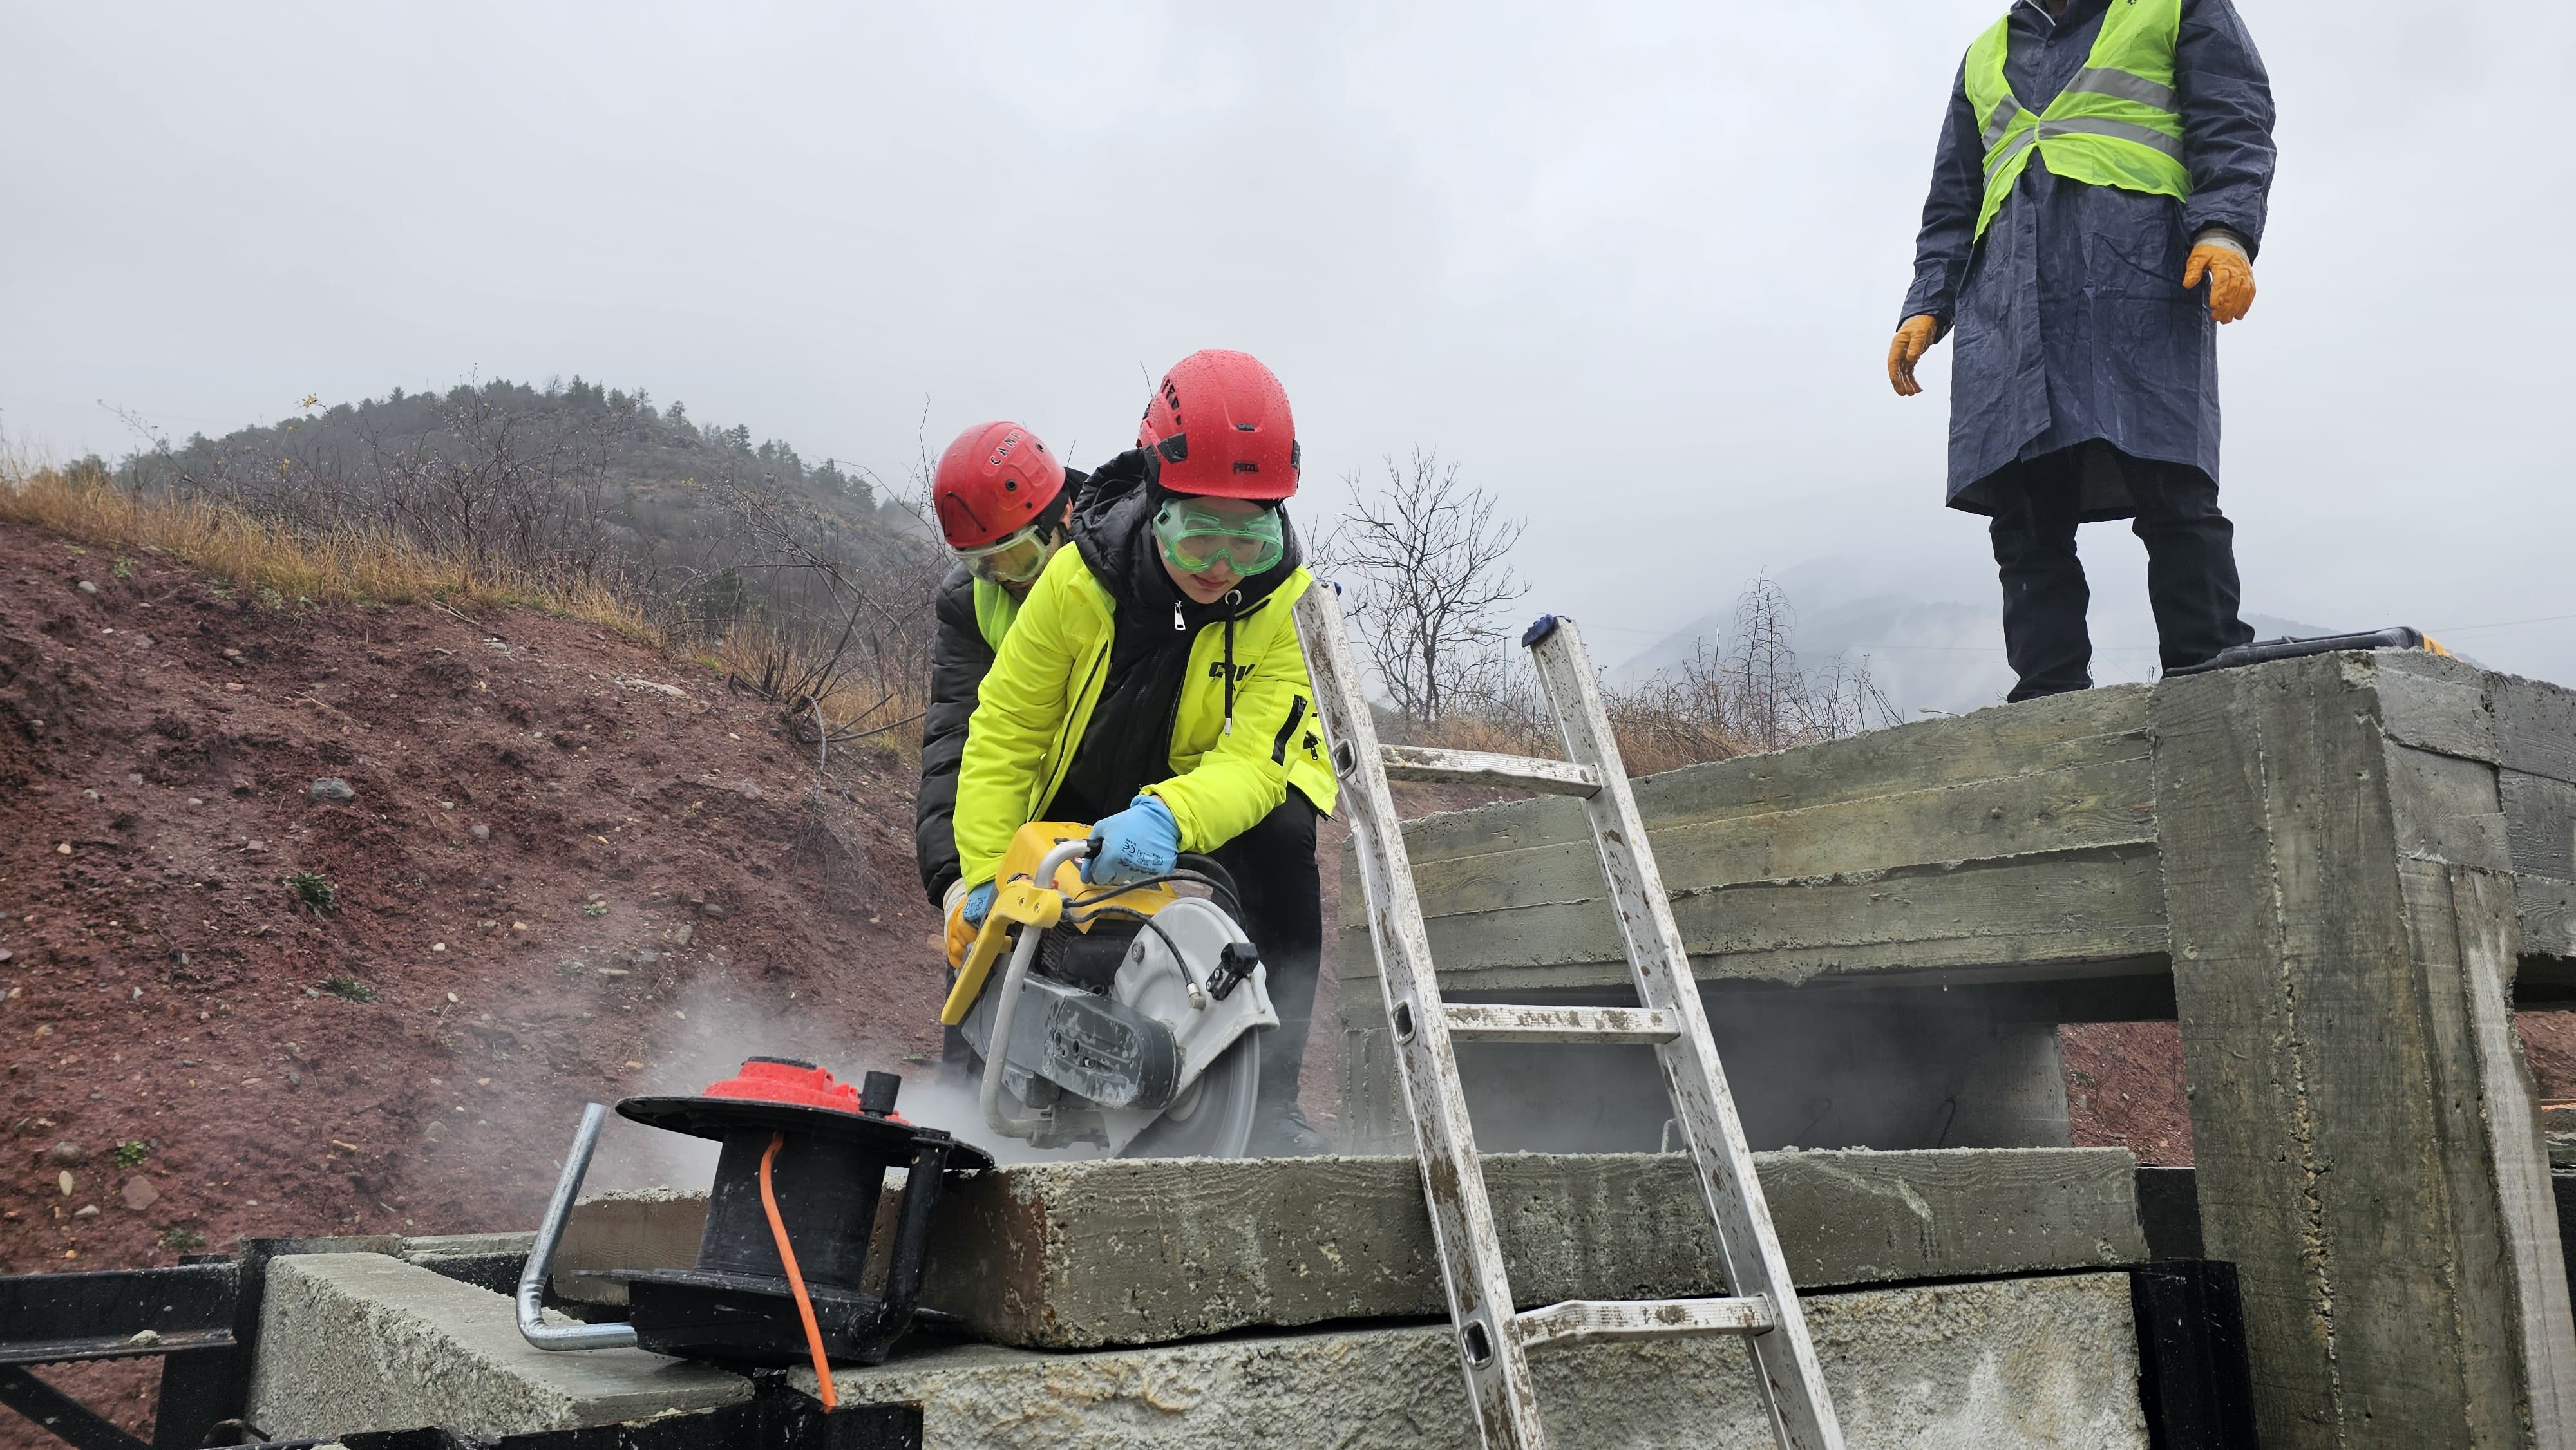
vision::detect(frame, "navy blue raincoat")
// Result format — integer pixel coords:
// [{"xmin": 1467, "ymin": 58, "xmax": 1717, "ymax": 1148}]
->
[{"xmin": 1901, "ymin": 0, "xmax": 2275, "ymax": 518}]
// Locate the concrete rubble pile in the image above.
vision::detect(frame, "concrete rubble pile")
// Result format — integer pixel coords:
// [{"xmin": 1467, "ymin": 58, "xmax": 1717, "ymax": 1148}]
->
[{"xmin": 246, "ymin": 1146, "xmax": 2160, "ymax": 1448}]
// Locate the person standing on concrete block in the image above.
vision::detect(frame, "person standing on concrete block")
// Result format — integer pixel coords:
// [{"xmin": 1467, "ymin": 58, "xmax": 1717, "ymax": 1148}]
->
[
  {"xmin": 1889, "ymin": 0, "xmax": 2275, "ymax": 702},
  {"xmin": 949, "ymin": 350, "xmax": 1339, "ymax": 1156}
]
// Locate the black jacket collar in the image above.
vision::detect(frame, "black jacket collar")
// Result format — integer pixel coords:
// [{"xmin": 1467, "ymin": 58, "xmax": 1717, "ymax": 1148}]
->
[{"xmin": 1070, "ymin": 448, "xmax": 1303, "ymax": 626}]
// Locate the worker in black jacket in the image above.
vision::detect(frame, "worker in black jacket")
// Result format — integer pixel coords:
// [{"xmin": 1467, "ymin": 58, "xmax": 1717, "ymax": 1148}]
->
[
  {"xmin": 948, "ymin": 350, "xmax": 1337, "ymax": 1155},
  {"xmin": 913, "ymin": 421, "xmax": 1085, "ymax": 914}
]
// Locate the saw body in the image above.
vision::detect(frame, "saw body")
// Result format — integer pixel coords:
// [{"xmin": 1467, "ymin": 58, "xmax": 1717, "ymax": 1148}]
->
[{"xmin": 951, "ymin": 823, "xmax": 1276, "ymax": 1158}]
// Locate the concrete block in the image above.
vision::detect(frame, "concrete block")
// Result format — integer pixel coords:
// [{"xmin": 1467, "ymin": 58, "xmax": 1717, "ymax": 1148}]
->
[
  {"xmin": 1347, "ymin": 685, "xmax": 2166, "ymax": 993},
  {"xmin": 399, "ymin": 1231, "xmax": 536, "ymax": 1259},
  {"xmin": 247, "ymin": 1254, "xmax": 750, "ymax": 1440},
  {"xmin": 550, "ymin": 1148, "xmax": 2144, "ymax": 1350},
  {"xmin": 817, "ymin": 1272, "xmax": 2150, "ymax": 1449},
  {"xmin": 920, "ymin": 1147, "xmax": 2142, "ymax": 1350},
  {"xmin": 555, "ymin": 1187, "xmax": 711, "ymax": 1307}
]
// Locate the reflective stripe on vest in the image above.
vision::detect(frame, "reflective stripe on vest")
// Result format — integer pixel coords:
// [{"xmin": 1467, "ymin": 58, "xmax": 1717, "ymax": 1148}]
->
[
  {"xmin": 972, "ymin": 577, "xmax": 1019, "ymax": 654},
  {"xmin": 1964, "ymin": 0, "xmax": 2190, "ymax": 240}
]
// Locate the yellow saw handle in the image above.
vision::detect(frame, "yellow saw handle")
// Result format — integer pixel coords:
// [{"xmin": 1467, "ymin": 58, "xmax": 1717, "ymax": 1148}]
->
[{"xmin": 939, "ymin": 878, "xmax": 1065, "ymax": 1026}]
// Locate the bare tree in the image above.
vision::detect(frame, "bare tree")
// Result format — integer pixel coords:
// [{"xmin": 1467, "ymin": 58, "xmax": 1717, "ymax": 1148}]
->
[
  {"xmin": 1319, "ymin": 449, "xmax": 1530, "ymax": 724},
  {"xmin": 365, "ymin": 387, "xmax": 616, "ymax": 586},
  {"xmin": 1719, "ymin": 576, "xmax": 1899, "ymax": 748},
  {"xmin": 1607, "ymin": 577, "xmax": 1899, "ymax": 765},
  {"xmin": 696, "ymin": 450, "xmax": 949, "ymax": 746}
]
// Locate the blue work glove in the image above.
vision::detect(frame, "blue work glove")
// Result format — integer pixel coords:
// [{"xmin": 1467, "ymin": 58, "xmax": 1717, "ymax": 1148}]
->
[
  {"xmin": 962, "ymin": 881, "xmax": 996, "ymax": 927},
  {"xmin": 1084, "ymin": 795, "xmax": 1180, "ymax": 885}
]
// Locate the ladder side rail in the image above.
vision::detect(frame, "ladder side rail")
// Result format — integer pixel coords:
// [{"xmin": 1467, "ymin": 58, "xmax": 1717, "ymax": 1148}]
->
[
  {"xmin": 1293, "ymin": 584, "xmax": 1548, "ymax": 1449},
  {"xmin": 1524, "ymin": 616, "xmax": 1847, "ymax": 1450}
]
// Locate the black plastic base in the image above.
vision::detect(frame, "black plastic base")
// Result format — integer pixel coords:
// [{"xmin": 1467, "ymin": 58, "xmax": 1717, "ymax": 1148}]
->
[
  {"xmin": 327, "ymin": 1375, "xmax": 922, "ymax": 1450},
  {"xmin": 621, "ymin": 1269, "xmax": 904, "ymax": 1368},
  {"xmin": 612, "ymin": 1072, "xmax": 990, "ymax": 1372}
]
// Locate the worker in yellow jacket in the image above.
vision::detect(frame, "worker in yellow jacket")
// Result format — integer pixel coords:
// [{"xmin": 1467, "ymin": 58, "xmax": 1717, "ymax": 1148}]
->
[{"xmin": 949, "ymin": 350, "xmax": 1336, "ymax": 1154}]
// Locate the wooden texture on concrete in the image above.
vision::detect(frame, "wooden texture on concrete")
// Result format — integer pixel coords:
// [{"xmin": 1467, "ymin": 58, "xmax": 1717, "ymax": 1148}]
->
[
  {"xmin": 2505, "ymin": 765, "xmax": 2576, "ymax": 965},
  {"xmin": 2155, "ymin": 654, "xmax": 2575, "ymax": 1449},
  {"xmin": 1338, "ymin": 656, "xmax": 2576, "ymax": 992},
  {"xmin": 2499, "ymin": 676, "xmax": 2576, "ymax": 967},
  {"xmin": 914, "ymin": 1148, "xmax": 2145, "ymax": 1350},
  {"xmin": 2439, "ymin": 867, "xmax": 2576, "ymax": 1436},
  {"xmin": 2506, "ymin": 773, "xmax": 2576, "ymax": 882},
  {"xmin": 2526, "ymin": 874, "xmax": 2576, "ymax": 965},
  {"xmin": 2382, "ymin": 657, "xmax": 2576, "ymax": 970},
  {"xmin": 2497, "ymin": 675, "xmax": 2576, "ymax": 787},
  {"xmin": 1340, "ymin": 688, "xmax": 2166, "ymax": 993}
]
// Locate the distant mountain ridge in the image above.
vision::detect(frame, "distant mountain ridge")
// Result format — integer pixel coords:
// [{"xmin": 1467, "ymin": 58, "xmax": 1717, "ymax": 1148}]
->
[
  {"xmin": 106, "ymin": 377, "xmax": 920, "ymax": 587},
  {"xmin": 135, "ymin": 376, "xmax": 886, "ymax": 515}
]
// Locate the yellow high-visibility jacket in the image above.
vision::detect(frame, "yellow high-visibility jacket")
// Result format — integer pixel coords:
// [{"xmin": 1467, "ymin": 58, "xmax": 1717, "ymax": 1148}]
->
[{"xmin": 951, "ymin": 541, "xmax": 1336, "ymax": 891}]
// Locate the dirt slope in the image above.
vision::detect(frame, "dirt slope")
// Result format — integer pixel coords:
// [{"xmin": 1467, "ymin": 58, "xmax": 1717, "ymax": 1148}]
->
[{"xmin": 0, "ymin": 520, "xmax": 972, "ymax": 1279}]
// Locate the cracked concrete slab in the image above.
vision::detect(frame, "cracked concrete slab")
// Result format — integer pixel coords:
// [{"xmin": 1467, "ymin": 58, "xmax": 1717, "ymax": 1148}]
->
[{"xmin": 815, "ymin": 1272, "xmax": 2149, "ymax": 1449}]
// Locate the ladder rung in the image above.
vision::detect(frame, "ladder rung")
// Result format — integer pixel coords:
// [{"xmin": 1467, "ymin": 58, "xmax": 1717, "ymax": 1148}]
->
[
  {"xmin": 1377, "ymin": 744, "xmax": 1600, "ymax": 798},
  {"xmin": 1442, "ymin": 1004, "xmax": 1681, "ymax": 1045},
  {"xmin": 1511, "ymin": 1295, "xmax": 1777, "ymax": 1350}
]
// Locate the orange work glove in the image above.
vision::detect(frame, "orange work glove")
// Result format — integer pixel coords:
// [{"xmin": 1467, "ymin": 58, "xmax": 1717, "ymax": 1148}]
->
[
  {"xmin": 942, "ymin": 883, "xmax": 980, "ymax": 968},
  {"xmin": 2183, "ymin": 240, "xmax": 2256, "ymax": 324},
  {"xmin": 1888, "ymin": 314, "xmax": 1938, "ymax": 397}
]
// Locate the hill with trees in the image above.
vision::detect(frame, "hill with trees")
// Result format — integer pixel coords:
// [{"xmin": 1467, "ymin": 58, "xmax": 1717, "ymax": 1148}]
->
[{"xmin": 79, "ymin": 377, "xmax": 948, "ymax": 750}]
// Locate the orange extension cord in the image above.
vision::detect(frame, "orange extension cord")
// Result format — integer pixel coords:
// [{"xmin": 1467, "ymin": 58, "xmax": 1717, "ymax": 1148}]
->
[{"xmin": 758, "ymin": 1132, "xmax": 839, "ymax": 1411}]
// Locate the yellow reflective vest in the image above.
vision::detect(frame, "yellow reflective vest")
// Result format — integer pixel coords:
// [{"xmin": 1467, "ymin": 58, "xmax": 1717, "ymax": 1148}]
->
[
  {"xmin": 952, "ymin": 545, "xmax": 1336, "ymax": 890},
  {"xmin": 1965, "ymin": 0, "xmax": 2192, "ymax": 240},
  {"xmin": 971, "ymin": 576, "xmax": 1019, "ymax": 653}
]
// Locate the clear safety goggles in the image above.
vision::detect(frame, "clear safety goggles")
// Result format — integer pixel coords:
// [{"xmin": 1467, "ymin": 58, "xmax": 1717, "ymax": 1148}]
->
[
  {"xmin": 1152, "ymin": 499, "xmax": 1285, "ymax": 577},
  {"xmin": 956, "ymin": 522, "xmax": 1059, "ymax": 585}
]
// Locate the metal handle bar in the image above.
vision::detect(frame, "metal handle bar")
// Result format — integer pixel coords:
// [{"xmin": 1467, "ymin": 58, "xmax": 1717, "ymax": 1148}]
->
[
  {"xmin": 979, "ymin": 837, "xmax": 1097, "ymax": 1138},
  {"xmin": 517, "ymin": 1102, "xmax": 639, "ymax": 1350}
]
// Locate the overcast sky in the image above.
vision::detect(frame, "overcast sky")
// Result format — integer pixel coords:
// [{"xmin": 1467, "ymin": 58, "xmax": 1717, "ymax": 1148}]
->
[{"xmin": 5, "ymin": 3, "xmax": 2570, "ymax": 686}]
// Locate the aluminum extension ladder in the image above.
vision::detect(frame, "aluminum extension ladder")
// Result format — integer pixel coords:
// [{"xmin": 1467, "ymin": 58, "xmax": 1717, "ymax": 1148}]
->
[{"xmin": 1293, "ymin": 585, "xmax": 1844, "ymax": 1450}]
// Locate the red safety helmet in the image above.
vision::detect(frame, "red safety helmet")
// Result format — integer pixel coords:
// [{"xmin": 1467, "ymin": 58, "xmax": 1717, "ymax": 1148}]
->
[
  {"xmin": 932, "ymin": 420, "xmax": 1068, "ymax": 549},
  {"xmin": 1136, "ymin": 350, "xmax": 1300, "ymax": 501}
]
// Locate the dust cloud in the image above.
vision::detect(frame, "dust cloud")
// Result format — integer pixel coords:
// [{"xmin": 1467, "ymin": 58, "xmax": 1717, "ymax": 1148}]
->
[{"xmin": 580, "ymin": 970, "xmax": 1094, "ymax": 1196}]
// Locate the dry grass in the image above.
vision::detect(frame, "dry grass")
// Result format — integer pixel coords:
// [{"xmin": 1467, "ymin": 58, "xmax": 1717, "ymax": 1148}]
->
[
  {"xmin": 1, "ymin": 455, "xmax": 927, "ymax": 757},
  {"xmin": 0, "ymin": 457, "xmax": 651, "ymax": 636},
  {"xmin": 699, "ymin": 619, "xmax": 929, "ymax": 752}
]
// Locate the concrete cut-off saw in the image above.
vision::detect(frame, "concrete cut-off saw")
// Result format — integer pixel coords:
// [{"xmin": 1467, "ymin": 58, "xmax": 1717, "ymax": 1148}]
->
[{"xmin": 942, "ymin": 821, "xmax": 1277, "ymax": 1159}]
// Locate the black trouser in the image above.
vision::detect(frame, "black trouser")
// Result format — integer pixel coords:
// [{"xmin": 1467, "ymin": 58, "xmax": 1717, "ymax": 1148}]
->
[
  {"xmin": 1985, "ymin": 446, "xmax": 2253, "ymax": 702},
  {"xmin": 1205, "ymin": 795, "xmax": 1322, "ymax": 1120}
]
